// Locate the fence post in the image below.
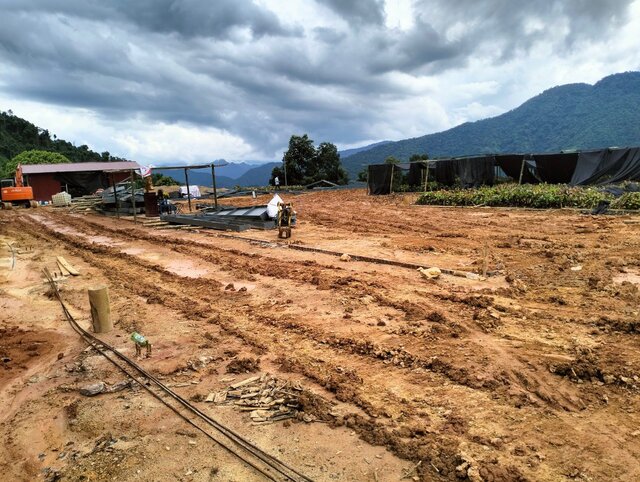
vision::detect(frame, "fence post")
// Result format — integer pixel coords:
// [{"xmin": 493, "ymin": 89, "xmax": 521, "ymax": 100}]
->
[
  {"xmin": 518, "ymin": 158, "xmax": 526, "ymax": 185},
  {"xmin": 88, "ymin": 287, "xmax": 112, "ymax": 333}
]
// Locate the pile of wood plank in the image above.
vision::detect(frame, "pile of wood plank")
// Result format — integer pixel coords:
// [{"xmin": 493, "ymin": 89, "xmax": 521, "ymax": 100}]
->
[
  {"xmin": 206, "ymin": 374, "xmax": 312, "ymax": 424},
  {"xmin": 69, "ymin": 195, "xmax": 102, "ymax": 213}
]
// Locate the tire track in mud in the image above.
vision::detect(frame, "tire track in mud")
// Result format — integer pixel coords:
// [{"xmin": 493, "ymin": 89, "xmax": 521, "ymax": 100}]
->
[
  {"xmin": 53, "ymin": 213, "xmax": 496, "ymax": 333},
  {"xmin": 51, "ymin": 214, "xmax": 591, "ymax": 410},
  {"xmin": 23, "ymin": 216, "xmax": 480, "ymax": 393},
  {"xmin": 41, "ymin": 213, "xmax": 591, "ymax": 412}
]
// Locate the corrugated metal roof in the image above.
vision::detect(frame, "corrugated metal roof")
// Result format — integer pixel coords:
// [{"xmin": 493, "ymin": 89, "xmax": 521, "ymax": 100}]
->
[{"xmin": 22, "ymin": 161, "xmax": 140, "ymax": 174}]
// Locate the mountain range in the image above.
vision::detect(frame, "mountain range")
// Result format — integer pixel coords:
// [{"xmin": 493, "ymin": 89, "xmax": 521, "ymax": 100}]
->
[{"xmin": 342, "ymin": 71, "xmax": 640, "ymax": 178}]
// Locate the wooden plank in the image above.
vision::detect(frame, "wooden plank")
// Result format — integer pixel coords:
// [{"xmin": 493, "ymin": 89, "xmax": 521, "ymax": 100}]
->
[
  {"xmin": 56, "ymin": 256, "xmax": 80, "ymax": 276},
  {"xmin": 230, "ymin": 376, "xmax": 260, "ymax": 389},
  {"xmin": 57, "ymin": 260, "xmax": 71, "ymax": 276}
]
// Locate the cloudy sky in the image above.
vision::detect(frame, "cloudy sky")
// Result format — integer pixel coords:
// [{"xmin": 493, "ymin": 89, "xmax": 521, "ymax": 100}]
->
[{"xmin": 1, "ymin": 0, "xmax": 639, "ymax": 165}]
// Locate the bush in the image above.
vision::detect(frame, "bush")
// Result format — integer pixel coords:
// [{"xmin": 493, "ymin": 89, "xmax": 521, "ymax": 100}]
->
[
  {"xmin": 416, "ymin": 183, "xmax": 625, "ymax": 209},
  {"xmin": 611, "ymin": 192, "xmax": 640, "ymax": 210}
]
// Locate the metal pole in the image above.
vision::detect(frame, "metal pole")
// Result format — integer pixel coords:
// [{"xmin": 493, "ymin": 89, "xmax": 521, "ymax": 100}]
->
[
  {"xmin": 389, "ymin": 164, "xmax": 394, "ymax": 194},
  {"xmin": 184, "ymin": 167, "xmax": 192, "ymax": 212},
  {"xmin": 111, "ymin": 173, "xmax": 119, "ymax": 219},
  {"xmin": 130, "ymin": 169, "xmax": 137, "ymax": 224},
  {"xmin": 211, "ymin": 164, "xmax": 218, "ymax": 210}
]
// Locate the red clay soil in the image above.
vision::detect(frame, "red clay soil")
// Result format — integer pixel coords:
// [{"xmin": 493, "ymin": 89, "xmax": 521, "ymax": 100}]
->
[{"xmin": 1, "ymin": 188, "xmax": 639, "ymax": 481}]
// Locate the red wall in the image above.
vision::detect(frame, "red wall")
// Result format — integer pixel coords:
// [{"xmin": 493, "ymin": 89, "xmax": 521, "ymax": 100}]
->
[
  {"xmin": 27, "ymin": 174, "xmax": 61, "ymax": 202},
  {"xmin": 26, "ymin": 172, "xmax": 130, "ymax": 202}
]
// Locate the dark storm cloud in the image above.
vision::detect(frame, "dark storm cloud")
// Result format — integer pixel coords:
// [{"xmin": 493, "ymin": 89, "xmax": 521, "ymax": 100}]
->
[
  {"xmin": 319, "ymin": 0, "xmax": 386, "ymax": 25},
  {"xmin": 0, "ymin": 0, "xmax": 636, "ymax": 156},
  {"xmin": 2, "ymin": 0, "xmax": 299, "ymax": 39},
  {"xmin": 414, "ymin": 0, "xmax": 633, "ymax": 59}
]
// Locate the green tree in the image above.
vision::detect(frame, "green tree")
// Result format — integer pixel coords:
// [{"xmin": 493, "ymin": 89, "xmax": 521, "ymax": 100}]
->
[
  {"xmin": 274, "ymin": 134, "xmax": 316, "ymax": 185},
  {"xmin": 151, "ymin": 173, "xmax": 179, "ymax": 186},
  {"xmin": 2, "ymin": 149, "xmax": 70, "ymax": 178},
  {"xmin": 313, "ymin": 142, "xmax": 348, "ymax": 185},
  {"xmin": 271, "ymin": 134, "xmax": 349, "ymax": 186},
  {"xmin": 409, "ymin": 153, "xmax": 429, "ymax": 162},
  {"xmin": 384, "ymin": 156, "xmax": 400, "ymax": 164}
]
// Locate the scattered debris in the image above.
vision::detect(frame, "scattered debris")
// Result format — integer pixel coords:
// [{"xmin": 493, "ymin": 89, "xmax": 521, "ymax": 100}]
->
[
  {"xmin": 206, "ymin": 374, "xmax": 319, "ymax": 424},
  {"xmin": 418, "ymin": 266, "xmax": 441, "ymax": 280},
  {"xmin": 226, "ymin": 357, "xmax": 260, "ymax": 374},
  {"xmin": 80, "ymin": 380, "xmax": 132, "ymax": 397}
]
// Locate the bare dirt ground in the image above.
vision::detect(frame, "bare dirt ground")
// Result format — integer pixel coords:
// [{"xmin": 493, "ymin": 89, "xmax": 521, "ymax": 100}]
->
[{"xmin": 1, "ymin": 188, "xmax": 639, "ymax": 482}]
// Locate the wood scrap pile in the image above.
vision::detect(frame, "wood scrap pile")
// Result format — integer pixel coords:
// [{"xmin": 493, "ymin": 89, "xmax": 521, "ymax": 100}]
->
[
  {"xmin": 48, "ymin": 256, "xmax": 81, "ymax": 280},
  {"xmin": 69, "ymin": 194, "xmax": 102, "ymax": 213},
  {"xmin": 206, "ymin": 374, "xmax": 315, "ymax": 424}
]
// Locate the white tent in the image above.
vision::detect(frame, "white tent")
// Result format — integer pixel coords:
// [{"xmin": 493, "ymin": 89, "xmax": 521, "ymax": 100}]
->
[{"xmin": 180, "ymin": 185, "xmax": 201, "ymax": 198}]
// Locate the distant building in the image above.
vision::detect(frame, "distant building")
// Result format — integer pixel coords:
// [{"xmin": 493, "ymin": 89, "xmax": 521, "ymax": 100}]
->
[{"xmin": 22, "ymin": 161, "xmax": 140, "ymax": 201}]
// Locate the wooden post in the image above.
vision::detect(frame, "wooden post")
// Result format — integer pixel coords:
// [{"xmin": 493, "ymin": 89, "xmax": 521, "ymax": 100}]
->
[
  {"xmin": 211, "ymin": 164, "xmax": 218, "ymax": 210},
  {"xmin": 283, "ymin": 157, "xmax": 288, "ymax": 188},
  {"xmin": 518, "ymin": 157, "xmax": 526, "ymax": 185},
  {"xmin": 88, "ymin": 287, "xmax": 112, "ymax": 333},
  {"xmin": 111, "ymin": 173, "xmax": 120, "ymax": 219},
  {"xmin": 366, "ymin": 166, "xmax": 370, "ymax": 195},
  {"xmin": 389, "ymin": 164, "xmax": 394, "ymax": 194},
  {"xmin": 130, "ymin": 170, "xmax": 137, "ymax": 223},
  {"xmin": 184, "ymin": 167, "xmax": 192, "ymax": 212},
  {"xmin": 424, "ymin": 161, "xmax": 430, "ymax": 192}
]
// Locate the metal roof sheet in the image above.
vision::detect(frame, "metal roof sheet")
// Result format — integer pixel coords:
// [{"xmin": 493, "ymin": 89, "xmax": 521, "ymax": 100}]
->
[{"xmin": 22, "ymin": 161, "xmax": 140, "ymax": 174}]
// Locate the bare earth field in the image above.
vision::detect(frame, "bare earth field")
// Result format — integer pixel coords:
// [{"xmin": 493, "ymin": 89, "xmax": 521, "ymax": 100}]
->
[{"xmin": 1, "ymin": 188, "xmax": 639, "ymax": 482}]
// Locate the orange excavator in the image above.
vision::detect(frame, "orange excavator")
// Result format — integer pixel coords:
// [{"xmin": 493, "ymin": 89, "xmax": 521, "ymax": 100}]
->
[{"xmin": 1, "ymin": 165, "xmax": 37, "ymax": 209}]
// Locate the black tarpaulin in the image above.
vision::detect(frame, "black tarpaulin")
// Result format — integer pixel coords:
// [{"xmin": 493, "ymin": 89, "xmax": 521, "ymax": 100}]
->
[
  {"xmin": 368, "ymin": 164, "xmax": 393, "ymax": 195},
  {"xmin": 54, "ymin": 171, "xmax": 111, "ymax": 197},
  {"xmin": 454, "ymin": 156, "xmax": 495, "ymax": 187},
  {"xmin": 602, "ymin": 148, "xmax": 640, "ymax": 184},
  {"xmin": 495, "ymin": 154, "xmax": 539, "ymax": 183},
  {"xmin": 570, "ymin": 149, "xmax": 611, "ymax": 185},
  {"xmin": 570, "ymin": 148, "xmax": 640, "ymax": 185},
  {"xmin": 407, "ymin": 162, "xmax": 425, "ymax": 187},
  {"xmin": 533, "ymin": 153, "xmax": 578, "ymax": 183},
  {"xmin": 434, "ymin": 159, "xmax": 456, "ymax": 185}
]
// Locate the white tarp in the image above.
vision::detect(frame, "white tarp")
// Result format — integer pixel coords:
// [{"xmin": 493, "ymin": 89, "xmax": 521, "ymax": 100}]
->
[
  {"xmin": 180, "ymin": 185, "xmax": 201, "ymax": 198},
  {"xmin": 267, "ymin": 194, "xmax": 283, "ymax": 218}
]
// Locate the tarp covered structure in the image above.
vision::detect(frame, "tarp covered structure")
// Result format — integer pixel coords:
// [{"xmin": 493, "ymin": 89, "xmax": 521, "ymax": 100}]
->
[
  {"xmin": 366, "ymin": 146, "xmax": 640, "ymax": 194},
  {"xmin": 571, "ymin": 147, "xmax": 640, "ymax": 185}
]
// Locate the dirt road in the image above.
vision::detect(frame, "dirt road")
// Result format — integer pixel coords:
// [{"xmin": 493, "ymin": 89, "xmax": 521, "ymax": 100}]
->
[{"xmin": 1, "ymin": 189, "xmax": 639, "ymax": 481}]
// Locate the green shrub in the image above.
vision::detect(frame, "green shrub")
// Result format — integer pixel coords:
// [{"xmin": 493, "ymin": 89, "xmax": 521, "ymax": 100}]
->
[
  {"xmin": 416, "ymin": 183, "xmax": 625, "ymax": 209},
  {"xmin": 611, "ymin": 192, "xmax": 640, "ymax": 210}
]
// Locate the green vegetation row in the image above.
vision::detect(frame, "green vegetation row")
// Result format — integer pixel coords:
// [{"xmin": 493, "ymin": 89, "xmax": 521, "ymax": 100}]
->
[{"xmin": 416, "ymin": 183, "xmax": 640, "ymax": 210}]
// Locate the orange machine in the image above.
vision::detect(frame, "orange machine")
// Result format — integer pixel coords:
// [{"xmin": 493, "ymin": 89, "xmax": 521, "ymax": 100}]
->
[{"xmin": 1, "ymin": 165, "xmax": 36, "ymax": 209}]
